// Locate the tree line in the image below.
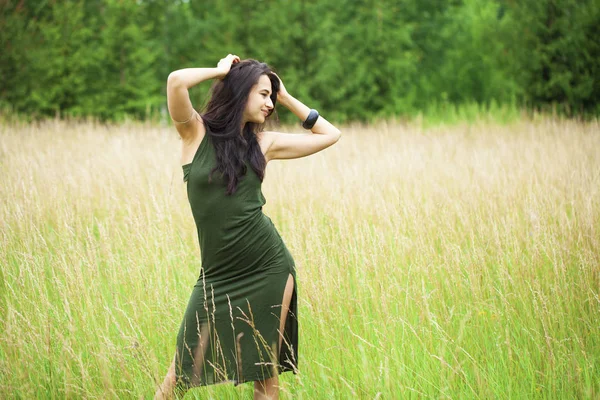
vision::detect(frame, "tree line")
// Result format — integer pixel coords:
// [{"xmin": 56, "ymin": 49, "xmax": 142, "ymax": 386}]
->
[{"xmin": 1, "ymin": 0, "xmax": 598, "ymax": 122}]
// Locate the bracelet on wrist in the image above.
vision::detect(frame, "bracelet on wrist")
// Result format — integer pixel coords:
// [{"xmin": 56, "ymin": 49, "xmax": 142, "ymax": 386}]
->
[{"xmin": 302, "ymin": 109, "xmax": 319, "ymax": 130}]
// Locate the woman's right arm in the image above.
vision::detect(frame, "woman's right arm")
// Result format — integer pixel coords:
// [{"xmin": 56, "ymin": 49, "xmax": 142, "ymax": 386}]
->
[{"xmin": 167, "ymin": 54, "xmax": 240, "ymax": 140}]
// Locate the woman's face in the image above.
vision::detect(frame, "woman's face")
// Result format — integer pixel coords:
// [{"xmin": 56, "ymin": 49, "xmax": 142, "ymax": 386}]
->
[{"xmin": 243, "ymin": 74, "xmax": 274, "ymax": 124}]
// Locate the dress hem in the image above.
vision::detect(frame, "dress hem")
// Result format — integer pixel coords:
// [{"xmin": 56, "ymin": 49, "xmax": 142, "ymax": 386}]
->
[{"xmin": 174, "ymin": 366, "xmax": 297, "ymax": 392}]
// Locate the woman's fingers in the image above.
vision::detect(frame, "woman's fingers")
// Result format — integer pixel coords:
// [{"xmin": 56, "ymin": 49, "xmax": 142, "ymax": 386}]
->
[
  {"xmin": 221, "ymin": 54, "xmax": 239, "ymax": 63},
  {"xmin": 216, "ymin": 54, "xmax": 240, "ymax": 76},
  {"xmin": 272, "ymin": 73, "xmax": 287, "ymax": 93}
]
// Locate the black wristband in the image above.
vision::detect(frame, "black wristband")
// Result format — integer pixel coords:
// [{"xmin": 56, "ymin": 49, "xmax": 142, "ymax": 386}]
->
[{"xmin": 302, "ymin": 109, "xmax": 319, "ymax": 129}]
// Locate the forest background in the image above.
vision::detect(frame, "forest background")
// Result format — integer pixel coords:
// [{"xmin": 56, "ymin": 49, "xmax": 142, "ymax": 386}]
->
[{"xmin": 1, "ymin": 0, "xmax": 599, "ymax": 123}]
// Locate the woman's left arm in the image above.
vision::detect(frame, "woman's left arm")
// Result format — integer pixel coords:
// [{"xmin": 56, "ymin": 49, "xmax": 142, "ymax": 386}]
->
[{"xmin": 263, "ymin": 78, "xmax": 341, "ymax": 162}]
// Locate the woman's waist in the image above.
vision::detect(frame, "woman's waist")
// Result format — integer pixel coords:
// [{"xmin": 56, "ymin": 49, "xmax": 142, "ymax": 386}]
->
[
  {"xmin": 199, "ymin": 213, "xmax": 280, "ymax": 255},
  {"xmin": 197, "ymin": 215, "xmax": 292, "ymax": 275}
]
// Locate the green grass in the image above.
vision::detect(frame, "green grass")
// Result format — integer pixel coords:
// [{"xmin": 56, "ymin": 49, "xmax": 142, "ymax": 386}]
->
[{"xmin": 1, "ymin": 116, "xmax": 599, "ymax": 399}]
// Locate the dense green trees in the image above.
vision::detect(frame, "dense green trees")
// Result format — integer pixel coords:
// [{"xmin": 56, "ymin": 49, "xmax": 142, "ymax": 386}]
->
[
  {"xmin": 0, "ymin": 0, "xmax": 597, "ymax": 121},
  {"xmin": 503, "ymin": 0, "xmax": 600, "ymax": 115}
]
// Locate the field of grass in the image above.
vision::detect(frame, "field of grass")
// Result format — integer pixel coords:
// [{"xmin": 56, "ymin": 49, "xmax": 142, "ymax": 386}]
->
[{"xmin": 1, "ymin": 117, "xmax": 598, "ymax": 399}]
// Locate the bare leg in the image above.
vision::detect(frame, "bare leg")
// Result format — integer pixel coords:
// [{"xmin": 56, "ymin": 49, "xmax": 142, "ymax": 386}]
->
[
  {"xmin": 278, "ymin": 274, "xmax": 295, "ymax": 351},
  {"xmin": 155, "ymin": 322, "xmax": 208, "ymax": 398},
  {"xmin": 154, "ymin": 354, "xmax": 177, "ymax": 400},
  {"xmin": 254, "ymin": 274, "xmax": 294, "ymax": 400},
  {"xmin": 254, "ymin": 375, "xmax": 279, "ymax": 400}
]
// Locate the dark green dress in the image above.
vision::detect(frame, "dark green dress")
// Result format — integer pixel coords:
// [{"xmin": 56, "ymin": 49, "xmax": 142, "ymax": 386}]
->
[{"xmin": 175, "ymin": 129, "xmax": 297, "ymax": 390}]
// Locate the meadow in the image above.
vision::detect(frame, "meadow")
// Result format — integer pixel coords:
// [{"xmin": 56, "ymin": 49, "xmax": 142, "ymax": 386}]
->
[{"xmin": 0, "ymin": 116, "xmax": 598, "ymax": 399}]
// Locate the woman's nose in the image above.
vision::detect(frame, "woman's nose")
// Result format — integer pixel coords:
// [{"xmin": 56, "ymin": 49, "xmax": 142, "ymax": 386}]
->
[{"xmin": 265, "ymin": 97, "xmax": 273, "ymax": 109}]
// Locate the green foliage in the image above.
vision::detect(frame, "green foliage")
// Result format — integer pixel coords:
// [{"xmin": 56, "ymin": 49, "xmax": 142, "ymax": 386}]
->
[
  {"xmin": 95, "ymin": 0, "xmax": 163, "ymax": 120},
  {"xmin": 0, "ymin": 0, "xmax": 597, "ymax": 121},
  {"xmin": 502, "ymin": 0, "xmax": 600, "ymax": 116}
]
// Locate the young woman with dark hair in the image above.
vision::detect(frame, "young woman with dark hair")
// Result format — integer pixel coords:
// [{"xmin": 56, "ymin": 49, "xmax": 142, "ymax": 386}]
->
[{"xmin": 155, "ymin": 54, "xmax": 341, "ymax": 400}]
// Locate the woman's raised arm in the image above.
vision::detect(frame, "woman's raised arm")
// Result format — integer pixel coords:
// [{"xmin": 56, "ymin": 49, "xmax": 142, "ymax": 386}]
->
[
  {"xmin": 263, "ymin": 75, "xmax": 341, "ymax": 162},
  {"xmin": 167, "ymin": 54, "xmax": 240, "ymax": 140}
]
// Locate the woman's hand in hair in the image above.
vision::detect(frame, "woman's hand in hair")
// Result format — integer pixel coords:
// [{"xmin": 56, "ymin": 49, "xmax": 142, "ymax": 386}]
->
[
  {"xmin": 273, "ymin": 73, "xmax": 291, "ymax": 106},
  {"xmin": 216, "ymin": 54, "xmax": 240, "ymax": 78}
]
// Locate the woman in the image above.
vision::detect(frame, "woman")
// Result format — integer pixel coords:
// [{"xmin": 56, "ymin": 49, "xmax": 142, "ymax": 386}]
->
[{"xmin": 155, "ymin": 54, "xmax": 341, "ymax": 400}]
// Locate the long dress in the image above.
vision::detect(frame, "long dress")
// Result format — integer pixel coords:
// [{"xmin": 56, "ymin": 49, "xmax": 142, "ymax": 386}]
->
[{"xmin": 175, "ymin": 127, "xmax": 298, "ymax": 390}]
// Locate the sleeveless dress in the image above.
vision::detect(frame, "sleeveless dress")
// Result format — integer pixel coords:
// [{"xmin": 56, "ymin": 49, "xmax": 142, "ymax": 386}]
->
[{"xmin": 175, "ymin": 128, "xmax": 298, "ymax": 390}]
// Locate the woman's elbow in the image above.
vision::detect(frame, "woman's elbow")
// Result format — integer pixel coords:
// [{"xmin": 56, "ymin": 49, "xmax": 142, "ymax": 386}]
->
[
  {"xmin": 332, "ymin": 129, "xmax": 341, "ymax": 143},
  {"xmin": 167, "ymin": 71, "xmax": 182, "ymax": 86}
]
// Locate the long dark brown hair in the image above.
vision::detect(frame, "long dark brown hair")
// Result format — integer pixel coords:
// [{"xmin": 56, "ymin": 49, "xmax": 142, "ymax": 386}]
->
[{"xmin": 201, "ymin": 59, "xmax": 280, "ymax": 195}]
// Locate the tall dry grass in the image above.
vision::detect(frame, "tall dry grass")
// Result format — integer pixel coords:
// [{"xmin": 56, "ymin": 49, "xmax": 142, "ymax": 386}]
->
[{"xmin": 0, "ymin": 117, "xmax": 599, "ymax": 399}]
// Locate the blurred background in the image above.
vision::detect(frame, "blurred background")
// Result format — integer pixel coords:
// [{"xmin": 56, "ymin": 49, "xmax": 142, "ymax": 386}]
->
[{"xmin": 1, "ymin": 0, "xmax": 598, "ymax": 124}]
